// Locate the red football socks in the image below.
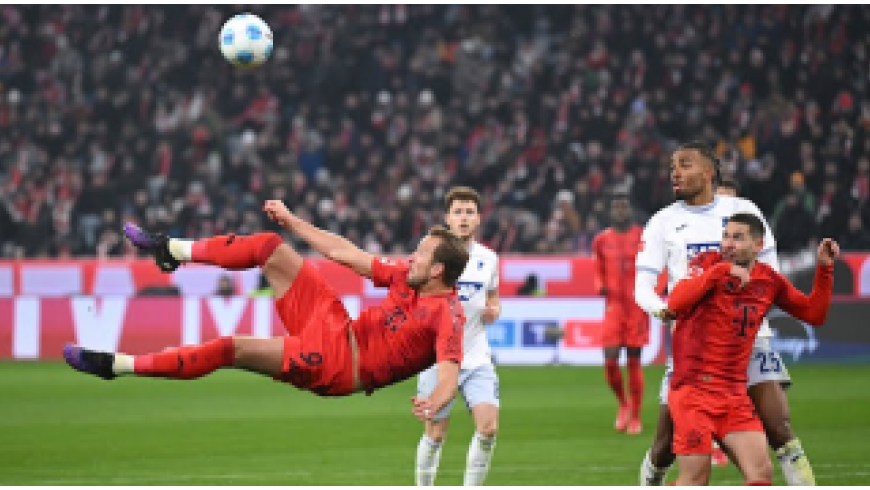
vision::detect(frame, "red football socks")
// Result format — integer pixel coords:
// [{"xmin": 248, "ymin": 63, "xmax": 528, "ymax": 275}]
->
[
  {"xmin": 627, "ymin": 356, "xmax": 644, "ymax": 419},
  {"xmin": 191, "ymin": 233, "xmax": 283, "ymax": 270},
  {"xmin": 134, "ymin": 337, "xmax": 235, "ymax": 379},
  {"xmin": 604, "ymin": 358, "xmax": 626, "ymax": 406}
]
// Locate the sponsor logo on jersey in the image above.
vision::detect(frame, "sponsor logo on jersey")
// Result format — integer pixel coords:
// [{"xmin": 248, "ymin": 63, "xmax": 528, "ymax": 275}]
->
[
  {"xmin": 686, "ymin": 242, "xmax": 721, "ymax": 259},
  {"xmin": 457, "ymin": 281, "xmax": 484, "ymax": 301},
  {"xmin": 478, "ymin": 260, "xmax": 485, "ymax": 270}
]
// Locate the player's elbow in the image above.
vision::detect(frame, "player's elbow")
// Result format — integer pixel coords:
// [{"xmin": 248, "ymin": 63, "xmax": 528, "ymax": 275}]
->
[{"xmin": 808, "ymin": 313, "xmax": 828, "ymax": 327}]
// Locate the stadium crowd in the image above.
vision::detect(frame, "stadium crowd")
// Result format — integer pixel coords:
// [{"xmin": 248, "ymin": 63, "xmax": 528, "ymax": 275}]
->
[{"xmin": 0, "ymin": 5, "xmax": 869, "ymax": 259}]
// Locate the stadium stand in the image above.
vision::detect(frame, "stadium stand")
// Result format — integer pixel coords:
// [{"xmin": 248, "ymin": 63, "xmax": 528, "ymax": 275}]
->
[{"xmin": 0, "ymin": 5, "xmax": 868, "ymax": 259}]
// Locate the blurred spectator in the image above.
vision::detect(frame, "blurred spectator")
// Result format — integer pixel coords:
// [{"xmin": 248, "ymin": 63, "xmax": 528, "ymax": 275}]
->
[
  {"xmin": 839, "ymin": 213, "xmax": 870, "ymax": 251},
  {"xmin": 517, "ymin": 274, "xmax": 543, "ymax": 296},
  {"xmin": 773, "ymin": 192, "xmax": 818, "ymax": 254},
  {"xmin": 249, "ymin": 273, "xmax": 273, "ymax": 297},
  {"xmin": 770, "ymin": 172, "xmax": 816, "ymax": 233},
  {"xmin": 215, "ymin": 274, "xmax": 236, "ymax": 297}
]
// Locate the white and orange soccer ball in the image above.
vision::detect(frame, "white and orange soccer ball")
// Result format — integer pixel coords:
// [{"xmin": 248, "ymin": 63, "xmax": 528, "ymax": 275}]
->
[{"xmin": 219, "ymin": 13, "xmax": 273, "ymax": 68}]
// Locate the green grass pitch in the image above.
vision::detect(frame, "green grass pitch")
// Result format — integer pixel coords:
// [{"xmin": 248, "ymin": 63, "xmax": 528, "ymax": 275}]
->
[{"xmin": 1, "ymin": 362, "xmax": 868, "ymax": 485}]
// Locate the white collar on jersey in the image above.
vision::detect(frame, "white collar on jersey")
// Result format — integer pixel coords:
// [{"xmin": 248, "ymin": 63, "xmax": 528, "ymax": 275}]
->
[{"xmin": 677, "ymin": 195, "xmax": 720, "ymax": 214}]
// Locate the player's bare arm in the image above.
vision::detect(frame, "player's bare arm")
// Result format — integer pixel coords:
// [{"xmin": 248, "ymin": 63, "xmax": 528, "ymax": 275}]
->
[
  {"xmin": 411, "ymin": 360, "xmax": 460, "ymax": 421},
  {"xmin": 264, "ymin": 199, "xmax": 375, "ymax": 278},
  {"xmin": 481, "ymin": 290, "xmax": 501, "ymax": 325}
]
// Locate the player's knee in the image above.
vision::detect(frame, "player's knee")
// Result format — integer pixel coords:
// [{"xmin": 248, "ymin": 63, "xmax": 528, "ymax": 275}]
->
[
  {"xmin": 765, "ymin": 418, "xmax": 794, "ymax": 449},
  {"xmin": 426, "ymin": 423, "xmax": 448, "ymax": 442},
  {"xmin": 476, "ymin": 417, "xmax": 498, "ymax": 438},
  {"xmin": 231, "ymin": 337, "xmax": 250, "ymax": 364},
  {"xmin": 746, "ymin": 458, "xmax": 774, "ymax": 483}
]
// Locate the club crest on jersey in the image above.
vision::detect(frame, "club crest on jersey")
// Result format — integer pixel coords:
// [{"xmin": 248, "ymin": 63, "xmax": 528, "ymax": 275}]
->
[
  {"xmin": 457, "ymin": 281, "xmax": 484, "ymax": 301},
  {"xmin": 478, "ymin": 260, "xmax": 485, "ymax": 270}
]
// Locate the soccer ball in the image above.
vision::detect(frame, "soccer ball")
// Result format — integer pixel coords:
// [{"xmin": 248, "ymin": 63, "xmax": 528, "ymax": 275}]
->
[{"xmin": 219, "ymin": 13, "xmax": 273, "ymax": 68}]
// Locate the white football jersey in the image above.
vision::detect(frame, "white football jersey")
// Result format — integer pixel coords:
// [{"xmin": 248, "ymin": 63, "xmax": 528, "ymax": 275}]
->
[
  {"xmin": 635, "ymin": 195, "xmax": 780, "ymax": 338},
  {"xmin": 455, "ymin": 241, "xmax": 499, "ymax": 369}
]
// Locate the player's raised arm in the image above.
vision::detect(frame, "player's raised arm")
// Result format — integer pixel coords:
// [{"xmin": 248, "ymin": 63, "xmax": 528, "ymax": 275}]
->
[
  {"xmin": 773, "ymin": 239, "xmax": 839, "ymax": 326},
  {"xmin": 263, "ymin": 200, "xmax": 375, "ymax": 278}
]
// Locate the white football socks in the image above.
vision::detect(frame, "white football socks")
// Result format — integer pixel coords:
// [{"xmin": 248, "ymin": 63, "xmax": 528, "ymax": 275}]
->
[
  {"xmin": 639, "ymin": 449, "xmax": 669, "ymax": 486},
  {"xmin": 415, "ymin": 434, "xmax": 443, "ymax": 486},
  {"xmin": 168, "ymin": 239, "xmax": 193, "ymax": 262},
  {"xmin": 112, "ymin": 353, "xmax": 135, "ymax": 375},
  {"xmin": 463, "ymin": 432, "xmax": 496, "ymax": 486},
  {"xmin": 776, "ymin": 438, "xmax": 816, "ymax": 485}
]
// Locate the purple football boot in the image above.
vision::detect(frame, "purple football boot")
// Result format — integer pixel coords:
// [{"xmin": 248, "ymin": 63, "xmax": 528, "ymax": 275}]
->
[
  {"xmin": 123, "ymin": 222, "xmax": 180, "ymax": 272},
  {"xmin": 63, "ymin": 344, "xmax": 116, "ymax": 380}
]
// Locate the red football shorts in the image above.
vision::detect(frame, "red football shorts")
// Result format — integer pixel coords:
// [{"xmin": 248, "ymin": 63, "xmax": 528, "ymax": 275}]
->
[
  {"xmin": 669, "ymin": 384, "xmax": 763, "ymax": 455},
  {"xmin": 273, "ymin": 261, "xmax": 355, "ymax": 396},
  {"xmin": 601, "ymin": 301, "xmax": 649, "ymax": 347}
]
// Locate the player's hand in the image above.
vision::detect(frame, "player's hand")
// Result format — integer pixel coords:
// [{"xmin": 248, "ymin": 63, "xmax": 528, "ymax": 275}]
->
[
  {"xmin": 411, "ymin": 396, "xmax": 435, "ymax": 422},
  {"xmin": 263, "ymin": 200, "xmax": 294, "ymax": 228},
  {"xmin": 729, "ymin": 265, "xmax": 751, "ymax": 289},
  {"xmin": 481, "ymin": 305, "xmax": 499, "ymax": 325},
  {"xmin": 817, "ymin": 238, "xmax": 840, "ymax": 267},
  {"xmin": 653, "ymin": 308, "xmax": 676, "ymax": 322}
]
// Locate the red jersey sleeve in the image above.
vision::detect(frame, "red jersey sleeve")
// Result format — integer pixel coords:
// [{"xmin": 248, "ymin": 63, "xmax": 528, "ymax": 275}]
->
[
  {"xmin": 667, "ymin": 252, "xmax": 730, "ymax": 314},
  {"xmin": 592, "ymin": 232, "xmax": 606, "ymax": 294},
  {"xmin": 773, "ymin": 264, "xmax": 834, "ymax": 326},
  {"xmin": 370, "ymin": 257, "xmax": 409, "ymax": 288},
  {"xmin": 435, "ymin": 298, "xmax": 464, "ymax": 364}
]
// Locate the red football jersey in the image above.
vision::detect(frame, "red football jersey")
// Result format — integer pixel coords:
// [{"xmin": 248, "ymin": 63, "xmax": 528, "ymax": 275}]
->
[
  {"xmin": 668, "ymin": 251, "xmax": 833, "ymax": 392},
  {"xmin": 592, "ymin": 225, "xmax": 645, "ymax": 311},
  {"xmin": 352, "ymin": 257, "xmax": 465, "ymax": 394}
]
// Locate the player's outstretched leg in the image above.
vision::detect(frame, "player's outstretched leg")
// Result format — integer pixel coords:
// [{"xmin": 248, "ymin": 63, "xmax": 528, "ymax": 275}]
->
[
  {"xmin": 125, "ymin": 222, "xmax": 283, "ymax": 274},
  {"xmin": 64, "ymin": 338, "xmax": 235, "ymax": 380},
  {"xmin": 123, "ymin": 223, "xmax": 181, "ymax": 272},
  {"xmin": 64, "ymin": 337, "xmax": 284, "ymax": 381}
]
